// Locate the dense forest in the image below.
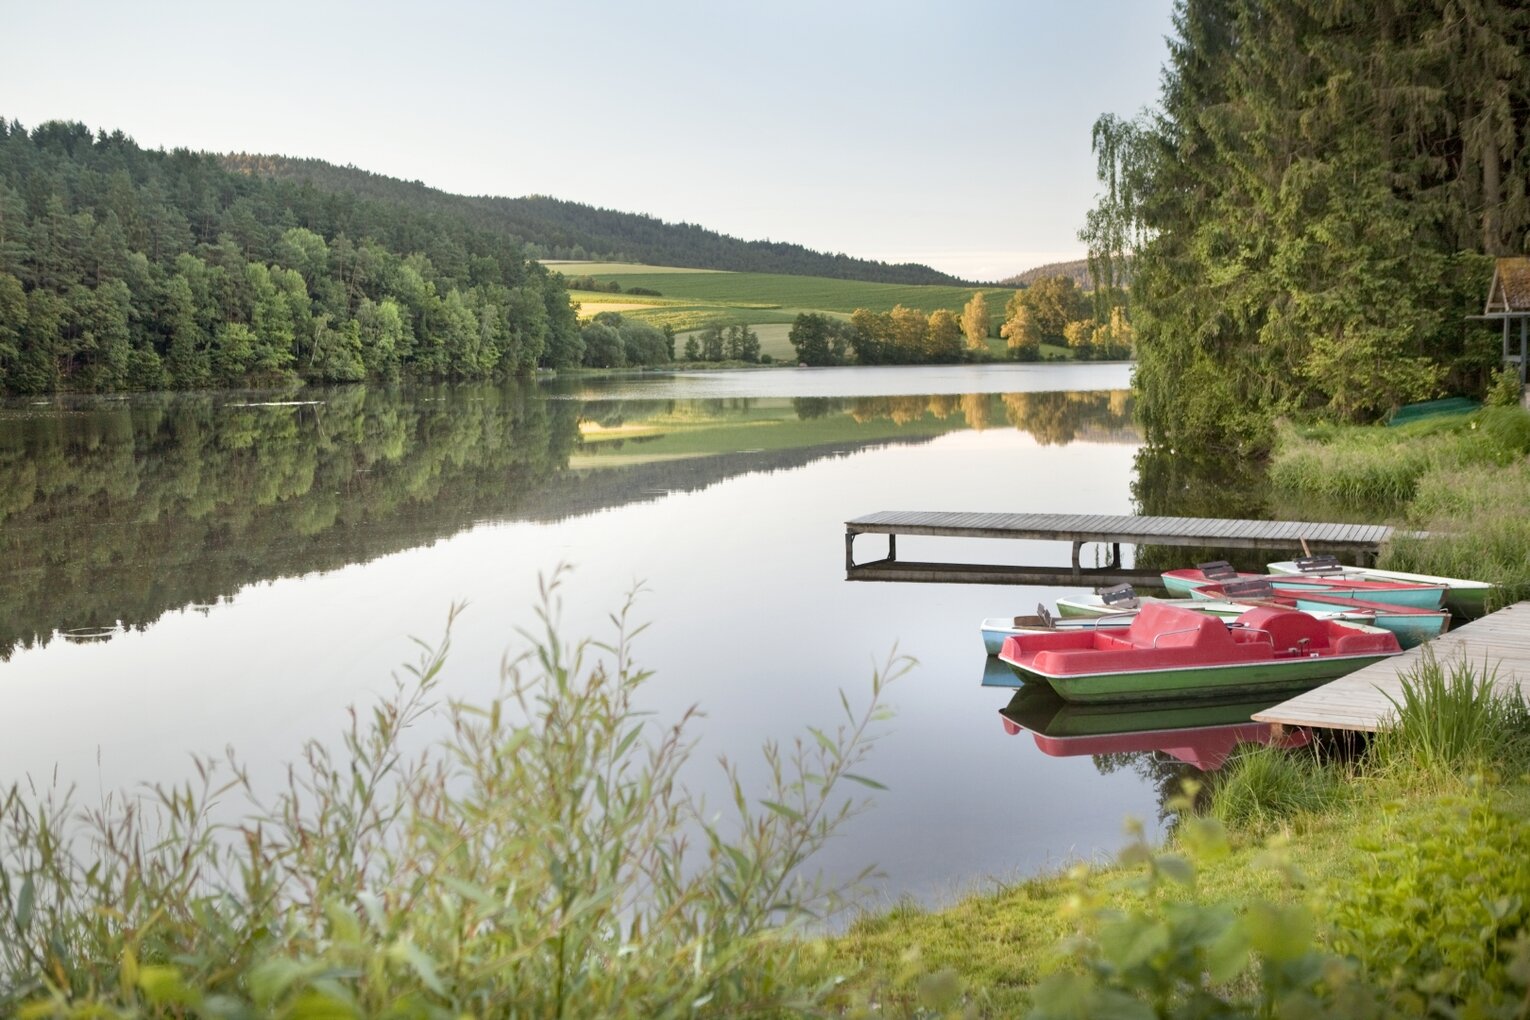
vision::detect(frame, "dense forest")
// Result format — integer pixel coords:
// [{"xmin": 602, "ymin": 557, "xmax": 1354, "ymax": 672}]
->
[
  {"xmin": 0, "ymin": 119, "xmax": 583, "ymax": 394},
  {"xmin": 1087, "ymin": 0, "xmax": 1530, "ymax": 450},
  {"xmin": 222, "ymin": 155, "xmax": 971, "ymax": 286}
]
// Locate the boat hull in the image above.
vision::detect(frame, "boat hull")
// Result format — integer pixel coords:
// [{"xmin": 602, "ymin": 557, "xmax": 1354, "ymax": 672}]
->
[{"xmin": 999, "ymin": 651, "xmax": 1396, "ymax": 703}]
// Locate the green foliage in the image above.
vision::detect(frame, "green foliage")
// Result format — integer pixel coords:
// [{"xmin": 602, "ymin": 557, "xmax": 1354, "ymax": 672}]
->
[
  {"xmin": 1474, "ymin": 404, "xmax": 1530, "ymax": 458},
  {"xmin": 0, "ymin": 571, "xmax": 907, "ymax": 1017},
  {"xmin": 1368, "ymin": 650, "xmax": 1530, "ymax": 780},
  {"xmin": 1092, "ymin": 2, "xmax": 1528, "ymax": 448},
  {"xmin": 787, "ymin": 312, "xmax": 854, "ymax": 366},
  {"xmin": 1329, "ymin": 789, "xmax": 1530, "ymax": 1014},
  {"xmin": 1485, "ymin": 367, "xmax": 1524, "ymax": 407},
  {"xmin": 1266, "ymin": 406, "xmax": 1530, "ymax": 607},
  {"xmin": 1210, "ymin": 744, "xmax": 1345, "ymax": 833},
  {"xmin": 845, "ymin": 304, "xmax": 971, "ymax": 365},
  {"xmin": 1029, "ymin": 786, "xmax": 1383, "ymax": 1019},
  {"xmin": 1267, "ymin": 427, "xmax": 1455, "ymax": 509}
]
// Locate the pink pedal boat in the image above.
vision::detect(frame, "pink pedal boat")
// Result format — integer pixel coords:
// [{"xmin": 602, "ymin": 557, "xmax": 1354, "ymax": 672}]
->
[{"xmin": 997, "ymin": 601, "xmax": 1402, "ymax": 703}]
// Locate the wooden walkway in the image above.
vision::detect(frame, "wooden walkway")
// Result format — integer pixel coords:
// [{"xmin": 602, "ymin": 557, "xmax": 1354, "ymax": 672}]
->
[
  {"xmin": 845, "ymin": 511, "xmax": 1400, "ymax": 587},
  {"xmin": 1254, "ymin": 602, "xmax": 1530, "ymax": 732}
]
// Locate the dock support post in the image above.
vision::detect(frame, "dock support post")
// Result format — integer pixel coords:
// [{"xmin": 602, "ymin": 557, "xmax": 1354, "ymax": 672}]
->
[
  {"xmin": 888, "ymin": 533, "xmax": 897, "ymax": 563},
  {"xmin": 845, "ymin": 530, "xmax": 855, "ymax": 570}
]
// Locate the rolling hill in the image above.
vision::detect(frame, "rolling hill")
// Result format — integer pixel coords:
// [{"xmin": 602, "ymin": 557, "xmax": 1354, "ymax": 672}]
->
[{"xmin": 222, "ymin": 154, "xmax": 973, "ymax": 286}]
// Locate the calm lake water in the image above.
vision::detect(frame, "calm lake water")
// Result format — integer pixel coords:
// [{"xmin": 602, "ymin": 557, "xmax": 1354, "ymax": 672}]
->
[{"xmin": 0, "ymin": 361, "xmax": 1218, "ymax": 910}]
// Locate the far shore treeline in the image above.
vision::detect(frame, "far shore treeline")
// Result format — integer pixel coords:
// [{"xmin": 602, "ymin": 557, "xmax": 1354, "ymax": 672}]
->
[{"xmin": 0, "ymin": 117, "xmax": 1127, "ymax": 394}]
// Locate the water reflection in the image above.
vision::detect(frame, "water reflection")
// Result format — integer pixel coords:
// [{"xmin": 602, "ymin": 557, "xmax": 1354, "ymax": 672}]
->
[
  {"xmin": 0, "ymin": 384, "xmax": 1136, "ymax": 660},
  {"xmin": 997, "ymin": 684, "xmax": 1312, "ymax": 817},
  {"xmin": 0, "ymin": 364, "xmax": 1164, "ymax": 906}
]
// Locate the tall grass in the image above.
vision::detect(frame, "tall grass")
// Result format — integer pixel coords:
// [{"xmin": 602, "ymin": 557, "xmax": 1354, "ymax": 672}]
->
[
  {"xmin": 1208, "ymin": 742, "xmax": 1345, "ymax": 832},
  {"xmin": 1385, "ymin": 457, "xmax": 1530, "ymax": 609},
  {"xmin": 1368, "ymin": 648, "xmax": 1530, "ymax": 779},
  {"xmin": 1267, "ymin": 421, "xmax": 1479, "ymax": 509},
  {"xmin": 0, "ymin": 573, "xmax": 906, "ymax": 1017}
]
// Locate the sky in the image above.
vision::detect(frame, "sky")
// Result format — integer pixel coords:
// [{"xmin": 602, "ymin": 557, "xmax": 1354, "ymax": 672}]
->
[{"xmin": 1, "ymin": 0, "xmax": 1174, "ymax": 282}]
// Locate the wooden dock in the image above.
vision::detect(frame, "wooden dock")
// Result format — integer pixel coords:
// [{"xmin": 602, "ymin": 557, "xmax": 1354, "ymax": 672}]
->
[
  {"xmin": 1253, "ymin": 602, "xmax": 1530, "ymax": 732},
  {"xmin": 845, "ymin": 511, "xmax": 1400, "ymax": 587}
]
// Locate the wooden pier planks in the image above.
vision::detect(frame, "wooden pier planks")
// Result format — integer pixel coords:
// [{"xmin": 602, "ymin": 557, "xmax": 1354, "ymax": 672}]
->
[
  {"xmin": 845, "ymin": 511, "xmax": 1395, "ymax": 552},
  {"xmin": 844, "ymin": 510, "xmax": 1402, "ymax": 587},
  {"xmin": 1253, "ymin": 602, "xmax": 1530, "ymax": 732}
]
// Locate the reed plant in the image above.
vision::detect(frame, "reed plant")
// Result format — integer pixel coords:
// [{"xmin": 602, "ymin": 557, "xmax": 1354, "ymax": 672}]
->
[
  {"xmin": 1208, "ymin": 742, "xmax": 1346, "ymax": 833},
  {"xmin": 1368, "ymin": 648, "xmax": 1530, "ymax": 780},
  {"xmin": 0, "ymin": 571, "xmax": 906, "ymax": 1018}
]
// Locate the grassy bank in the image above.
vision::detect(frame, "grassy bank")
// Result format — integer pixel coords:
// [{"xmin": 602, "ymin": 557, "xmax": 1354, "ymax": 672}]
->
[
  {"xmin": 823, "ymin": 404, "xmax": 1530, "ymax": 1016},
  {"xmin": 825, "ymin": 655, "xmax": 1530, "ymax": 1016}
]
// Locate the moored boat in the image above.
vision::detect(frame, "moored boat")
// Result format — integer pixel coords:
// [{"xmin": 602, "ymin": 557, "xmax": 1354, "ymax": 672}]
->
[
  {"xmin": 1266, "ymin": 557, "xmax": 1492, "ymax": 619},
  {"xmin": 1282, "ymin": 591, "xmax": 1449, "ymax": 649},
  {"xmin": 1159, "ymin": 561, "xmax": 1263, "ymax": 596},
  {"xmin": 1056, "ymin": 590, "xmax": 1368, "ymax": 624},
  {"xmin": 1190, "ymin": 579, "xmax": 1449, "ymax": 649},
  {"xmin": 997, "ymin": 602, "xmax": 1402, "ymax": 703},
  {"xmin": 1056, "ymin": 592, "xmax": 1245, "ymax": 618},
  {"xmin": 1168, "ymin": 566, "xmax": 1448, "ymax": 610}
]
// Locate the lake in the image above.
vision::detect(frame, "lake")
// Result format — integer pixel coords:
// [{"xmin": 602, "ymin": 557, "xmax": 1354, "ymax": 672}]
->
[{"xmin": 0, "ymin": 361, "xmax": 1217, "ymax": 912}]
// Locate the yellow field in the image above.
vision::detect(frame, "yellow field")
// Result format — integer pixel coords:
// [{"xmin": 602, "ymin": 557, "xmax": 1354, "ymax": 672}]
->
[{"xmin": 543, "ymin": 261, "xmax": 722, "ymax": 275}]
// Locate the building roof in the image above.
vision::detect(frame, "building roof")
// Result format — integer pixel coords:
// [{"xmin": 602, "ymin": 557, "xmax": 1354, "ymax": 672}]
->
[{"xmin": 1486, "ymin": 257, "xmax": 1530, "ymax": 313}]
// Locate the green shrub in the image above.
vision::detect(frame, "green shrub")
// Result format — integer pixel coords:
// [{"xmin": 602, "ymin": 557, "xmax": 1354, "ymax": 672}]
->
[
  {"xmin": 1329, "ymin": 789, "xmax": 1530, "ymax": 1013},
  {"xmin": 0, "ymin": 573, "xmax": 906, "ymax": 1017},
  {"xmin": 1210, "ymin": 743, "xmax": 1345, "ymax": 832},
  {"xmin": 1484, "ymin": 366, "xmax": 1524, "ymax": 408}
]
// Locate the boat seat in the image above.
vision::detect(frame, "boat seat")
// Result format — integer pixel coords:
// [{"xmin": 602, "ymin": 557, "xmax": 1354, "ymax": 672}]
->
[
  {"xmin": 1125, "ymin": 602, "xmax": 1236, "ymax": 652},
  {"xmin": 1234, "ymin": 605, "xmax": 1329, "ymax": 655}
]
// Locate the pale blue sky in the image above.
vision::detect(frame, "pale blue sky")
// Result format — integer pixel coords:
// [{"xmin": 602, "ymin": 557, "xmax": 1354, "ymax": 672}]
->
[{"xmin": 1, "ymin": 0, "xmax": 1173, "ymax": 280}]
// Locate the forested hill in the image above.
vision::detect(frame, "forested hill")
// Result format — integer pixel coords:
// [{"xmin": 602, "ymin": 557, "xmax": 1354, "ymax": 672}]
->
[
  {"xmin": 0, "ymin": 119, "xmax": 582, "ymax": 394},
  {"xmin": 999, "ymin": 258, "xmax": 1093, "ymax": 288},
  {"xmin": 221, "ymin": 154, "xmax": 970, "ymax": 286}
]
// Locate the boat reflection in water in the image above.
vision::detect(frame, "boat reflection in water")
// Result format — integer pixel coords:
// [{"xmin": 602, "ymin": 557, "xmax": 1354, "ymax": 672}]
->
[{"xmin": 997, "ymin": 683, "xmax": 1311, "ymax": 771}]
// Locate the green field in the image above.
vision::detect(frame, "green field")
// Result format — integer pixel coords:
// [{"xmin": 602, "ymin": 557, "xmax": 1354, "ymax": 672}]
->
[{"xmin": 549, "ymin": 261, "xmax": 1017, "ymax": 335}]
